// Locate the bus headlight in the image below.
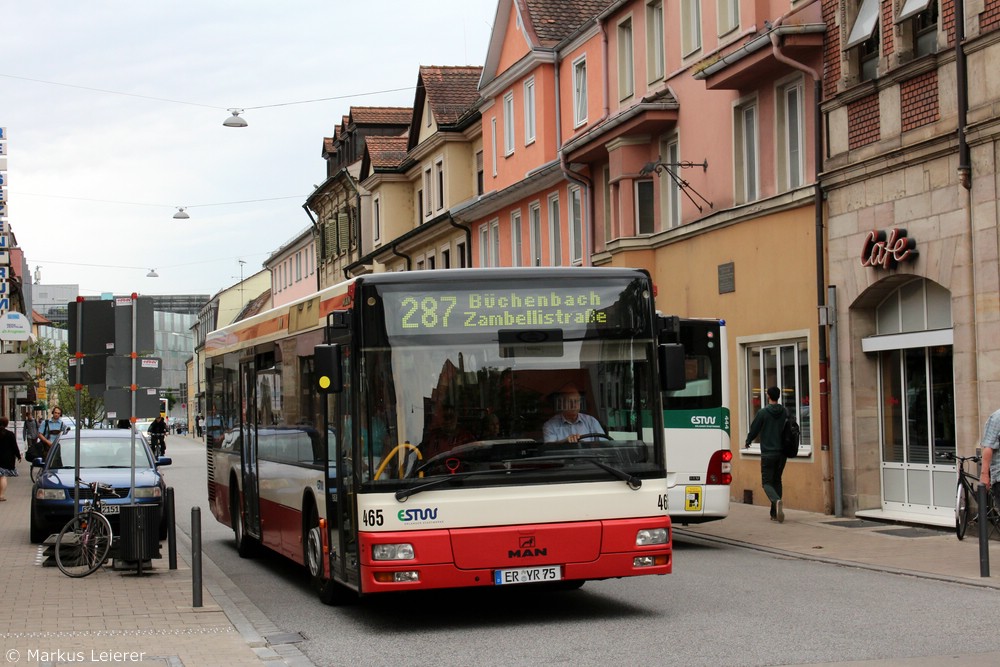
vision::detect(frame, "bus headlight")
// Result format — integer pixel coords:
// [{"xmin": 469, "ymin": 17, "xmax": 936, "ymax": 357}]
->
[
  {"xmin": 635, "ymin": 528, "xmax": 668, "ymax": 546},
  {"xmin": 372, "ymin": 543, "xmax": 415, "ymax": 561}
]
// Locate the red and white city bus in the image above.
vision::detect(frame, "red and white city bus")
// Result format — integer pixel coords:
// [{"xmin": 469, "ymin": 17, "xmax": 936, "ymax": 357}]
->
[{"xmin": 204, "ymin": 267, "xmax": 684, "ymax": 603}]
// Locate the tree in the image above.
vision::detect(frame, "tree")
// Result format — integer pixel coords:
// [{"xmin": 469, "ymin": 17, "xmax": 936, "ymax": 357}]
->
[{"xmin": 21, "ymin": 338, "xmax": 106, "ymax": 426}]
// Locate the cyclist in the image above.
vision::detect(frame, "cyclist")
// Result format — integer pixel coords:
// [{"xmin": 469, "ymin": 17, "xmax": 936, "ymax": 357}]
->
[{"xmin": 148, "ymin": 415, "xmax": 168, "ymax": 456}]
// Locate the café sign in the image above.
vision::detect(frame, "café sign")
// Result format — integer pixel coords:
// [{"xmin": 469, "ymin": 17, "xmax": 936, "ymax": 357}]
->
[{"xmin": 860, "ymin": 228, "xmax": 918, "ymax": 270}]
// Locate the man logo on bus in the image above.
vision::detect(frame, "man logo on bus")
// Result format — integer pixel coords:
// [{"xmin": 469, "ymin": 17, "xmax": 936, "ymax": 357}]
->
[{"xmin": 397, "ymin": 508, "xmax": 439, "ymax": 522}]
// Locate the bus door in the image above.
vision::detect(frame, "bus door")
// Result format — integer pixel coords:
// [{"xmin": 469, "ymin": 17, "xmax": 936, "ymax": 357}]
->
[
  {"xmin": 324, "ymin": 335, "xmax": 359, "ymax": 588},
  {"xmin": 239, "ymin": 360, "xmax": 262, "ymax": 542}
]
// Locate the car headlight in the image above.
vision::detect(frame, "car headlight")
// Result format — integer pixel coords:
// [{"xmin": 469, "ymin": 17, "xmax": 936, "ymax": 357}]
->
[
  {"xmin": 35, "ymin": 489, "xmax": 67, "ymax": 500},
  {"xmin": 635, "ymin": 528, "xmax": 668, "ymax": 546},
  {"xmin": 372, "ymin": 543, "xmax": 414, "ymax": 561},
  {"xmin": 133, "ymin": 487, "xmax": 162, "ymax": 498}
]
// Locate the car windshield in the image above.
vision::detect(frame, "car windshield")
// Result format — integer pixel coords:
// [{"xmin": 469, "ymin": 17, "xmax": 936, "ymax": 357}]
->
[{"xmin": 47, "ymin": 437, "xmax": 154, "ymax": 469}]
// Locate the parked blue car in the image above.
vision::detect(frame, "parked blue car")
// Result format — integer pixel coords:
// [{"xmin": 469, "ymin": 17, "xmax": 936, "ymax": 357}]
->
[{"xmin": 29, "ymin": 428, "xmax": 171, "ymax": 543}]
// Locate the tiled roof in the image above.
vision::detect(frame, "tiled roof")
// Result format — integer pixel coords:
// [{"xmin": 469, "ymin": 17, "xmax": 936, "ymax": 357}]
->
[
  {"xmin": 419, "ymin": 66, "xmax": 483, "ymax": 125},
  {"xmin": 522, "ymin": 0, "xmax": 614, "ymax": 44},
  {"xmin": 350, "ymin": 106, "xmax": 413, "ymax": 126},
  {"xmin": 323, "ymin": 137, "xmax": 336, "ymax": 154},
  {"xmin": 365, "ymin": 135, "xmax": 410, "ymax": 170}
]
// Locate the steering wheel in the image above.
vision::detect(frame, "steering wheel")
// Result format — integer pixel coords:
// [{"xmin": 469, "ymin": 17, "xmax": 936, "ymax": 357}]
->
[
  {"xmin": 374, "ymin": 443, "xmax": 423, "ymax": 480},
  {"xmin": 576, "ymin": 432, "xmax": 612, "ymax": 441}
]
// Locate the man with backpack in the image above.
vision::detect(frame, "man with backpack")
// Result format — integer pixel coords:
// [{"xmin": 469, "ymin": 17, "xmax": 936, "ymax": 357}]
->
[
  {"xmin": 37, "ymin": 406, "xmax": 68, "ymax": 460},
  {"xmin": 744, "ymin": 386, "xmax": 788, "ymax": 523}
]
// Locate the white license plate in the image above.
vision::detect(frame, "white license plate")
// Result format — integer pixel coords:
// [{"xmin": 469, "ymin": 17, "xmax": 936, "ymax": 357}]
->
[
  {"xmin": 101, "ymin": 505, "xmax": 120, "ymax": 515},
  {"xmin": 494, "ymin": 566, "xmax": 561, "ymax": 585}
]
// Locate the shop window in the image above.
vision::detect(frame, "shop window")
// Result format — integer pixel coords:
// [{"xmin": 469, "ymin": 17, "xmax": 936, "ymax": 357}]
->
[{"xmin": 744, "ymin": 339, "xmax": 811, "ymax": 456}]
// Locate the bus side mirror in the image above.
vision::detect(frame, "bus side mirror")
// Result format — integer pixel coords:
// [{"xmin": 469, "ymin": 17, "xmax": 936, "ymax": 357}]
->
[
  {"xmin": 314, "ymin": 344, "xmax": 343, "ymax": 394},
  {"xmin": 658, "ymin": 343, "xmax": 686, "ymax": 392}
]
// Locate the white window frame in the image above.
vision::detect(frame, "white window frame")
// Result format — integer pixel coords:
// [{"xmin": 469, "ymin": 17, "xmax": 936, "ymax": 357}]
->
[
  {"xmin": 646, "ymin": 1, "xmax": 664, "ymax": 83},
  {"xmin": 423, "ymin": 168, "xmax": 433, "ymax": 217},
  {"xmin": 741, "ymin": 336, "xmax": 812, "ymax": 458},
  {"xmin": 435, "ymin": 158, "xmax": 445, "ymax": 211},
  {"xmin": 777, "ymin": 77, "xmax": 805, "ymax": 192},
  {"xmin": 372, "ymin": 195, "xmax": 381, "ymax": 244},
  {"xmin": 479, "ymin": 224, "xmax": 490, "ymax": 267},
  {"xmin": 572, "ymin": 56, "xmax": 588, "ymax": 127},
  {"xmin": 548, "ymin": 193, "xmax": 562, "ymax": 266},
  {"xmin": 503, "ymin": 91, "xmax": 515, "ymax": 155},
  {"xmin": 528, "ymin": 202, "xmax": 542, "ymax": 267},
  {"xmin": 490, "ymin": 117, "xmax": 498, "ymax": 176},
  {"xmin": 511, "ymin": 209, "xmax": 523, "ymax": 267},
  {"xmin": 635, "ymin": 179, "xmax": 655, "ymax": 235},
  {"xmin": 734, "ymin": 98, "xmax": 759, "ymax": 204},
  {"xmin": 524, "ymin": 78, "xmax": 536, "ymax": 145},
  {"xmin": 569, "ymin": 186, "xmax": 583, "ymax": 264},
  {"xmin": 664, "ymin": 137, "xmax": 681, "ymax": 228},
  {"xmin": 490, "ymin": 219, "xmax": 501, "ymax": 267},
  {"xmin": 296, "ymin": 251, "xmax": 302, "ymax": 281},
  {"xmin": 681, "ymin": 0, "xmax": 702, "ymax": 56},
  {"xmin": 618, "ymin": 17, "xmax": 634, "ymax": 101},
  {"xmin": 717, "ymin": 0, "xmax": 740, "ymax": 37}
]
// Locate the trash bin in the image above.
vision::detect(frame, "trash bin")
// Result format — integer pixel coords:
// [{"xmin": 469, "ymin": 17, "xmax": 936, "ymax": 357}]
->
[{"xmin": 119, "ymin": 505, "xmax": 161, "ymax": 561}]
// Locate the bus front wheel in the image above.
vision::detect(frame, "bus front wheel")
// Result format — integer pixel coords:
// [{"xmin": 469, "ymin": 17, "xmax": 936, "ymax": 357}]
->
[
  {"xmin": 305, "ymin": 506, "xmax": 355, "ymax": 606},
  {"xmin": 231, "ymin": 486, "xmax": 258, "ymax": 558}
]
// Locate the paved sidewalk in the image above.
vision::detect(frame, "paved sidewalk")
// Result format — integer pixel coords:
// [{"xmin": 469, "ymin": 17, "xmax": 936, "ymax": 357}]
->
[
  {"xmin": 676, "ymin": 500, "xmax": 1000, "ymax": 589},
  {"xmin": 0, "ymin": 455, "xmax": 310, "ymax": 666}
]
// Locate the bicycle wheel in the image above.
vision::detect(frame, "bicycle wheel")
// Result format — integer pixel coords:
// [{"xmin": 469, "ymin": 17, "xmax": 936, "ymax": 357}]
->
[
  {"xmin": 55, "ymin": 512, "xmax": 113, "ymax": 577},
  {"xmin": 956, "ymin": 482, "xmax": 971, "ymax": 540}
]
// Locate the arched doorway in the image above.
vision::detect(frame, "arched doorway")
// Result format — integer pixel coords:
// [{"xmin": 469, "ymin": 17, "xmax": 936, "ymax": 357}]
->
[{"xmin": 861, "ymin": 279, "xmax": 955, "ymax": 519}]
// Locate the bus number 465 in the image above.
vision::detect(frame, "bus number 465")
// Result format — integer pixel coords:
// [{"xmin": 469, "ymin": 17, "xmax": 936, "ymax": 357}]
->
[{"xmin": 363, "ymin": 509, "xmax": 384, "ymax": 527}]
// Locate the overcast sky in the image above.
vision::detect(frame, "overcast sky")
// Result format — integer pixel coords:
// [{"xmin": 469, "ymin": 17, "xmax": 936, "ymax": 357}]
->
[{"xmin": 2, "ymin": 0, "xmax": 497, "ymax": 298}]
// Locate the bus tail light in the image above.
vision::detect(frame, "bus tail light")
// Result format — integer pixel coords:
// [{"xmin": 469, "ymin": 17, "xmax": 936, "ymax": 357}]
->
[{"xmin": 707, "ymin": 449, "xmax": 733, "ymax": 485}]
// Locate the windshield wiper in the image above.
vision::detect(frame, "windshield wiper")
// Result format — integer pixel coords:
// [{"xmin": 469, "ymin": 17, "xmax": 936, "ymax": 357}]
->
[
  {"xmin": 395, "ymin": 465, "xmax": 550, "ymax": 501},
  {"xmin": 511, "ymin": 454, "xmax": 643, "ymax": 490}
]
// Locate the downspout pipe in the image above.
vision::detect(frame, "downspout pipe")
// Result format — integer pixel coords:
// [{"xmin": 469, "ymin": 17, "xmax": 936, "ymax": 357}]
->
[
  {"xmin": 391, "ymin": 245, "xmax": 412, "ymax": 272},
  {"xmin": 302, "ymin": 203, "xmax": 322, "ymax": 292},
  {"xmin": 770, "ymin": 28, "xmax": 835, "ymax": 514},
  {"xmin": 448, "ymin": 216, "xmax": 473, "ymax": 267}
]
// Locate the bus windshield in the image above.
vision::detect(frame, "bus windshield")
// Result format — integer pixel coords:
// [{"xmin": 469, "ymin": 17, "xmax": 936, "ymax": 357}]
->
[{"xmin": 357, "ymin": 276, "xmax": 663, "ymax": 491}]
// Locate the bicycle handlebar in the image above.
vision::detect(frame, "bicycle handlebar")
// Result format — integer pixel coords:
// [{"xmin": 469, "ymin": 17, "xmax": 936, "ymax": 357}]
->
[{"xmin": 936, "ymin": 451, "xmax": 981, "ymax": 464}]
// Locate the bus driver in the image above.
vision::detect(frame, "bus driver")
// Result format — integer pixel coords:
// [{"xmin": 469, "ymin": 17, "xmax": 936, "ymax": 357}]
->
[{"xmin": 543, "ymin": 384, "xmax": 605, "ymax": 444}]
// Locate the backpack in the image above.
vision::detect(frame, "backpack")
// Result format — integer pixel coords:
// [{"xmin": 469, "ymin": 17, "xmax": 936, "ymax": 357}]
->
[{"xmin": 782, "ymin": 411, "xmax": 801, "ymax": 458}]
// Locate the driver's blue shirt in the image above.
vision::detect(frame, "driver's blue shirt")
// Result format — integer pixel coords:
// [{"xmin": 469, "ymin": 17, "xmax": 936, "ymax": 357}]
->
[{"xmin": 543, "ymin": 412, "xmax": 604, "ymax": 442}]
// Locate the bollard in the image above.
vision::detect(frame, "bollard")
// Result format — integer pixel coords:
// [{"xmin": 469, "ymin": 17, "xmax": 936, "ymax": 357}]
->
[
  {"xmin": 192, "ymin": 506, "xmax": 203, "ymax": 607},
  {"xmin": 166, "ymin": 487, "xmax": 177, "ymax": 570},
  {"xmin": 978, "ymin": 483, "xmax": 990, "ymax": 577}
]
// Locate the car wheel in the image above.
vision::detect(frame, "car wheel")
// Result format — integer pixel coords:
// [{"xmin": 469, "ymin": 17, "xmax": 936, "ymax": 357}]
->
[{"xmin": 29, "ymin": 507, "xmax": 50, "ymax": 544}]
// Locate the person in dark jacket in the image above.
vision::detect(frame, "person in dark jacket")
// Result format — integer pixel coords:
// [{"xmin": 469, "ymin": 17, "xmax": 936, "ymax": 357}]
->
[
  {"xmin": 0, "ymin": 416, "xmax": 22, "ymax": 501},
  {"xmin": 744, "ymin": 386, "xmax": 788, "ymax": 523},
  {"xmin": 148, "ymin": 416, "xmax": 168, "ymax": 455}
]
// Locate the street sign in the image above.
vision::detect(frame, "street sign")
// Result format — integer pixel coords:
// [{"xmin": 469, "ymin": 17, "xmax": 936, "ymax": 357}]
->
[
  {"xmin": 67, "ymin": 355, "xmax": 108, "ymax": 386},
  {"xmin": 104, "ymin": 387, "xmax": 160, "ymax": 419},
  {"xmin": 113, "ymin": 296, "xmax": 154, "ymax": 355},
  {"xmin": 106, "ymin": 355, "xmax": 162, "ymax": 388},
  {"xmin": 68, "ymin": 300, "xmax": 115, "ymax": 354}
]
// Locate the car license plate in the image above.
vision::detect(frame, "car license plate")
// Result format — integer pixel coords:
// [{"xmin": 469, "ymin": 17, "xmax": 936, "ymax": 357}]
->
[
  {"xmin": 494, "ymin": 566, "xmax": 561, "ymax": 585},
  {"xmin": 101, "ymin": 505, "xmax": 120, "ymax": 515}
]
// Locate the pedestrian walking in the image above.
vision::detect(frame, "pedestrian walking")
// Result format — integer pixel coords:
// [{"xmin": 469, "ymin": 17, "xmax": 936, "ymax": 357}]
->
[
  {"xmin": 979, "ymin": 407, "xmax": 1000, "ymax": 502},
  {"xmin": 745, "ymin": 386, "xmax": 788, "ymax": 523},
  {"xmin": 23, "ymin": 407, "xmax": 40, "ymax": 456},
  {"xmin": 0, "ymin": 416, "xmax": 22, "ymax": 500}
]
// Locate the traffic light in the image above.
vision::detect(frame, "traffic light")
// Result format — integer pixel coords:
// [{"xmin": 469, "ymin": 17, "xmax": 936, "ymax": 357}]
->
[{"xmin": 314, "ymin": 344, "xmax": 342, "ymax": 393}]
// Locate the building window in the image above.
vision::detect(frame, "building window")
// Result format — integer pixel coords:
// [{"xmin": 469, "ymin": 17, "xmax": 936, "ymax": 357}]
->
[
  {"xmin": 744, "ymin": 339, "xmax": 811, "ymax": 455},
  {"xmin": 572, "ymin": 57, "xmax": 588, "ymax": 127},
  {"xmin": 435, "ymin": 159, "xmax": 444, "ymax": 211},
  {"xmin": 899, "ymin": 0, "xmax": 938, "ymax": 59},
  {"xmin": 529, "ymin": 202, "xmax": 542, "ymax": 267},
  {"xmin": 569, "ymin": 186, "xmax": 583, "ymax": 264},
  {"xmin": 423, "ymin": 168, "xmax": 433, "ymax": 217},
  {"xmin": 618, "ymin": 18, "xmax": 634, "ymax": 101},
  {"xmin": 681, "ymin": 0, "xmax": 702, "ymax": 56},
  {"xmin": 475, "ymin": 150, "xmax": 484, "ymax": 195},
  {"xmin": 777, "ymin": 78, "xmax": 804, "ymax": 192},
  {"xmin": 490, "ymin": 219, "xmax": 500, "ymax": 267},
  {"xmin": 511, "ymin": 210, "xmax": 523, "ymax": 267},
  {"xmin": 548, "ymin": 193, "xmax": 562, "ymax": 266},
  {"xmin": 296, "ymin": 252, "xmax": 302, "ymax": 281},
  {"xmin": 427, "ymin": 252, "xmax": 436, "ymax": 270},
  {"xmin": 373, "ymin": 196, "xmax": 381, "ymax": 243},
  {"xmin": 442, "ymin": 247, "xmax": 451, "ymax": 269},
  {"xmin": 602, "ymin": 166, "xmax": 612, "ymax": 243},
  {"xmin": 490, "ymin": 117, "xmax": 498, "ymax": 176},
  {"xmin": 664, "ymin": 137, "xmax": 681, "ymax": 228},
  {"xmin": 524, "ymin": 78, "xmax": 536, "ymax": 145},
  {"xmin": 636, "ymin": 179, "xmax": 654, "ymax": 235},
  {"xmin": 457, "ymin": 240, "xmax": 467, "ymax": 268},
  {"xmin": 734, "ymin": 99, "xmax": 759, "ymax": 203},
  {"xmin": 503, "ymin": 91, "xmax": 515, "ymax": 155},
  {"xmin": 417, "ymin": 190, "xmax": 424, "ymax": 224},
  {"xmin": 646, "ymin": 1, "xmax": 664, "ymax": 83},
  {"xmin": 846, "ymin": 0, "xmax": 880, "ymax": 82},
  {"xmin": 479, "ymin": 225, "xmax": 490, "ymax": 267},
  {"xmin": 717, "ymin": 0, "xmax": 739, "ymax": 37}
]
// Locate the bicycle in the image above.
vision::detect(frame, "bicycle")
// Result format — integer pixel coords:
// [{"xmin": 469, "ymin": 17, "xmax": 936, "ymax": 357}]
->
[
  {"xmin": 939, "ymin": 451, "xmax": 1000, "ymax": 541},
  {"xmin": 54, "ymin": 479, "xmax": 119, "ymax": 577}
]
